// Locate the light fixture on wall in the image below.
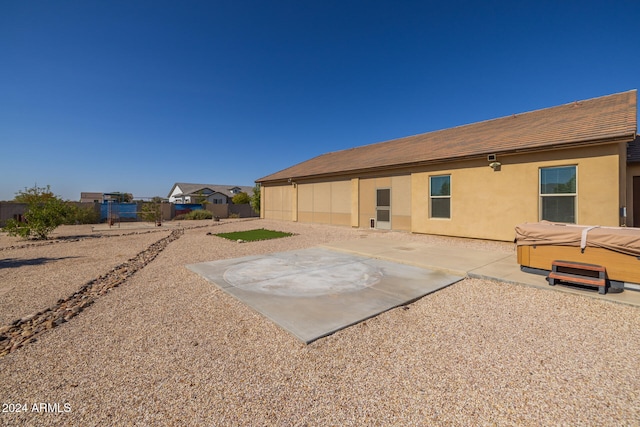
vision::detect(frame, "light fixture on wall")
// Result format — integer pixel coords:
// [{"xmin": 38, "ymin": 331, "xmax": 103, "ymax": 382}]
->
[{"xmin": 487, "ymin": 154, "xmax": 501, "ymax": 171}]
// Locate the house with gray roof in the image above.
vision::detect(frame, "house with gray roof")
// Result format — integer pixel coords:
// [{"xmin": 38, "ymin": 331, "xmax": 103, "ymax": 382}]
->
[{"xmin": 167, "ymin": 183, "xmax": 254, "ymax": 205}]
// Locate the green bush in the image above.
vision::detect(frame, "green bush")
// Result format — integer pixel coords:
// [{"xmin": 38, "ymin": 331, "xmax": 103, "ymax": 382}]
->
[
  {"xmin": 232, "ymin": 192, "xmax": 251, "ymax": 204},
  {"xmin": 172, "ymin": 210, "xmax": 213, "ymax": 221},
  {"xmin": 4, "ymin": 185, "xmax": 71, "ymax": 239},
  {"xmin": 185, "ymin": 210, "xmax": 213, "ymax": 220},
  {"xmin": 251, "ymin": 184, "xmax": 260, "ymax": 213},
  {"xmin": 64, "ymin": 204, "xmax": 100, "ymax": 224}
]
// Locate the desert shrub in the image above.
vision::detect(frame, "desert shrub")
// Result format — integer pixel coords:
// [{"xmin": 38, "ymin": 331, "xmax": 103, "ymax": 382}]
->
[
  {"xmin": 4, "ymin": 185, "xmax": 71, "ymax": 239},
  {"xmin": 64, "ymin": 204, "xmax": 100, "ymax": 224},
  {"xmin": 185, "ymin": 210, "xmax": 212, "ymax": 220},
  {"xmin": 229, "ymin": 213, "xmax": 240, "ymax": 218}
]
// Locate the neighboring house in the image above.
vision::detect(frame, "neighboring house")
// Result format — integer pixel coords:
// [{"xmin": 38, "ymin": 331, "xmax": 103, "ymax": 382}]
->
[
  {"xmin": 256, "ymin": 90, "xmax": 639, "ymax": 241},
  {"xmin": 80, "ymin": 192, "xmax": 103, "ymax": 203},
  {"xmin": 0, "ymin": 202, "xmax": 27, "ymax": 227},
  {"xmin": 167, "ymin": 183, "xmax": 254, "ymax": 204}
]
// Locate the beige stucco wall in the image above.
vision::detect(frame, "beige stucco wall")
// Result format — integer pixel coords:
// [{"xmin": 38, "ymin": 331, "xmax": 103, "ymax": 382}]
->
[
  {"xmin": 352, "ymin": 175, "xmax": 412, "ymax": 231},
  {"xmin": 412, "ymin": 144, "xmax": 622, "ymax": 240},
  {"xmin": 351, "ymin": 178, "xmax": 360, "ymax": 227},
  {"xmin": 391, "ymin": 175, "xmax": 412, "ymax": 231},
  {"xmin": 263, "ymin": 184, "xmax": 293, "ymax": 221},
  {"xmin": 261, "ymin": 143, "xmax": 627, "ymax": 241},
  {"xmin": 297, "ymin": 180, "xmax": 351, "ymax": 226}
]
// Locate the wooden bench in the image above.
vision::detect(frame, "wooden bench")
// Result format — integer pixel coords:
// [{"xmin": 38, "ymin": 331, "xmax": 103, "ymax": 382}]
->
[{"xmin": 548, "ymin": 260, "xmax": 607, "ymax": 294}]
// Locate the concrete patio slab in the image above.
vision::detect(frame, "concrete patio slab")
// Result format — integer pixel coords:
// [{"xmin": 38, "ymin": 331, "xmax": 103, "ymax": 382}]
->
[
  {"xmin": 187, "ymin": 247, "xmax": 463, "ymax": 343},
  {"xmin": 322, "ymin": 239, "xmax": 512, "ymax": 276},
  {"xmin": 326, "ymin": 237, "xmax": 640, "ymax": 308}
]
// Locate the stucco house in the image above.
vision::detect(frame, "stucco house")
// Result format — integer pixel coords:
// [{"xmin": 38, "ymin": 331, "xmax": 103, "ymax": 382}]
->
[
  {"xmin": 167, "ymin": 183, "xmax": 254, "ymax": 204},
  {"xmin": 256, "ymin": 90, "xmax": 639, "ymax": 241},
  {"xmin": 80, "ymin": 192, "xmax": 104, "ymax": 203}
]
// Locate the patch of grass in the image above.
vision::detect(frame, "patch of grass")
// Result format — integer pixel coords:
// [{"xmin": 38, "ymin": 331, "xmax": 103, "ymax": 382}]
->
[{"xmin": 214, "ymin": 228, "xmax": 294, "ymax": 242}]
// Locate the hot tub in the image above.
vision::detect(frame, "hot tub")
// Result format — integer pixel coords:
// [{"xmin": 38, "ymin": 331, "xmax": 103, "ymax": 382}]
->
[{"xmin": 515, "ymin": 221, "xmax": 640, "ymax": 285}]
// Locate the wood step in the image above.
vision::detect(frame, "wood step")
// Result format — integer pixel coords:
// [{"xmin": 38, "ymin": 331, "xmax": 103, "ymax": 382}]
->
[{"xmin": 548, "ymin": 260, "xmax": 607, "ymax": 294}]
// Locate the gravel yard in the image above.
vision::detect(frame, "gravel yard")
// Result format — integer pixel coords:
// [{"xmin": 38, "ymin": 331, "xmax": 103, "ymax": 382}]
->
[{"xmin": 1, "ymin": 219, "xmax": 639, "ymax": 426}]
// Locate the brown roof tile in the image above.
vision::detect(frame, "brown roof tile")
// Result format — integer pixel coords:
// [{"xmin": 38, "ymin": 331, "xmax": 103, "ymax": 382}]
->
[{"xmin": 258, "ymin": 90, "xmax": 637, "ymax": 182}]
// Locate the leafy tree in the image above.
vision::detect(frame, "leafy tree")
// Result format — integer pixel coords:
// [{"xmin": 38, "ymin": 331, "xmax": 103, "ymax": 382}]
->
[
  {"xmin": 554, "ymin": 174, "xmax": 576, "ymax": 194},
  {"xmin": 231, "ymin": 192, "xmax": 251, "ymax": 205},
  {"xmin": 140, "ymin": 201, "xmax": 163, "ymax": 223},
  {"xmin": 193, "ymin": 190, "xmax": 205, "ymax": 204},
  {"xmin": 250, "ymin": 184, "xmax": 261, "ymax": 213},
  {"xmin": 438, "ymin": 181, "xmax": 450, "ymax": 196},
  {"xmin": 4, "ymin": 185, "xmax": 71, "ymax": 239}
]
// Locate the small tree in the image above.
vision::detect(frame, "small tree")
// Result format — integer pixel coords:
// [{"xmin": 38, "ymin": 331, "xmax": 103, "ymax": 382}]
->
[
  {"xmin": 250, "ymin": 184, "xmax": 261, "ymax": 213},
  {"xmin": 231, "ymin": 192, "xmax": 251, "ymax": 205},
  {"xmin": 119, "ymin": 192, "xmax": 133, "ymax": 203},
  {"xmin": 4, "ymin": 185, "xmax": 71, "ymax": 239},
  {"xmin": 140, "ymin": 199, "xmax": 163, "ymax": 224},
  {"xmin": 193, "ymin": 190, "xmax": 206, "ymax": 204}
]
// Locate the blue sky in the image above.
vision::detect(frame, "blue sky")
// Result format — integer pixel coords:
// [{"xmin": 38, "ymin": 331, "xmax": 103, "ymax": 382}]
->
[{"xmin": 1, "ymin": 0, "xmax": 639, "ymax": 201}]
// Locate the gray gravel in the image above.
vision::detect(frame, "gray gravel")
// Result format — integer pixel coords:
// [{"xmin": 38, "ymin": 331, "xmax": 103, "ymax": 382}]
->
[{"xmin": 1, "ymin": 219, "xmax": 639, "ymax": 426}]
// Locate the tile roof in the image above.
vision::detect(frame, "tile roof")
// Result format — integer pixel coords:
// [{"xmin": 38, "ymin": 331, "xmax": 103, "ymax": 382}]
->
[{"xmin": 257, "ymin": 90, "xmax": 637, "ymax": 183}]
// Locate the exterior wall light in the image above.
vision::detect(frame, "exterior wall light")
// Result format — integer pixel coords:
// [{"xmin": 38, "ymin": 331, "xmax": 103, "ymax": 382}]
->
[{"xmin": 487, "ymin": 154, "xmax": 501, "ymax": 170}]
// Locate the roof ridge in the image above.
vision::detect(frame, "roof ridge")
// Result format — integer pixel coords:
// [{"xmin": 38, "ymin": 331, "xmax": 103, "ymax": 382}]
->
[
  {"xmin": 257, "ymin": 90, "xmax": 637, "ymax": 183},
  {"xmin": 354, "ymin": 89, "xmax": 638, "ymax": 150}
]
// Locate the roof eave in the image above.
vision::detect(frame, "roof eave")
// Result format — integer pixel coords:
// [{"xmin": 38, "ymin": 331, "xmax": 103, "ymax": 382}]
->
[{"xmin": 257, "ymin": 133, "xmax": 637, "ymax": 184}]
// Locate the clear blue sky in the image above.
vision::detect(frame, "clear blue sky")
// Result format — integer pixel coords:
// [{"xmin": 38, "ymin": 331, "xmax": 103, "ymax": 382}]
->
[{"xmin": 1, "ymin": 0, "xmax": 639, "ymax": 201}]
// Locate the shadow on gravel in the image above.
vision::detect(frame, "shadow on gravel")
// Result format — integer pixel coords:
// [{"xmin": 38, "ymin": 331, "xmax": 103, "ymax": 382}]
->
[{"xmin": 0, "ymin": 256, "xmax": 81, "ymax": 269}]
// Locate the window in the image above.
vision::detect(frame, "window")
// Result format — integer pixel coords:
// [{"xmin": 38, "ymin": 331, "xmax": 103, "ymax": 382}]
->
[
  {"xmin": 430, "ymin": 175, "xmax": 451, "ymax": 218},
  {"xmin": 540, "ymin": 166, "xmax": 576, "ymax": 223}
]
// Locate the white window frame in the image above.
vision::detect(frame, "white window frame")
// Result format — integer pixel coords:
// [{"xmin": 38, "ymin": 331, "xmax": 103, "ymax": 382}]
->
[
  {"xmin": 429, "ymin": 174, "xmax": 451, "ymax": 219},
  {"xmin": 539, "ymin": 165, "xmax": 577, "ymax": 223}
]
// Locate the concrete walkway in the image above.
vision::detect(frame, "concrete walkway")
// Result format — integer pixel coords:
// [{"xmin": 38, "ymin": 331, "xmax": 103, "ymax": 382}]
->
[{"xmin": 322, "ymin": 238, "xmax": 640, "ymax": 308}]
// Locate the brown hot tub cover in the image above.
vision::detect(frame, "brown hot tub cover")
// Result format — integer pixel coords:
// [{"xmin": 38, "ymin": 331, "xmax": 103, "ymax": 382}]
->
[{"xmin": 515, "ymin": 221, "xmax": 640, "ymax": 257}]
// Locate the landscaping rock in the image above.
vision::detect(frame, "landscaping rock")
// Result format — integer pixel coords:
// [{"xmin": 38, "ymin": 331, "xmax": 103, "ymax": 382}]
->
[{"xmin": 0, "ymin": 228, "xmax": 184, "ymax": 356}]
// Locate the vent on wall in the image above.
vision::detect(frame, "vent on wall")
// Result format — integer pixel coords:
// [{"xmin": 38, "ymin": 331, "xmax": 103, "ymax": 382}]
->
[
  {"xmin": 370, "ymin": 218, "xmax": 375, "ymax": 229},
  {"xmin": 487, "ymin": 154, "xmax": 497, "ymax": 162}
]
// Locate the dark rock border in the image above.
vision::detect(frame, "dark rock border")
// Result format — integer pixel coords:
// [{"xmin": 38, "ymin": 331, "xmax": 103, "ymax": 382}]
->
[{"xmin": 0, "ymin": 228, "xmax": 184, "ymax": 357}]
